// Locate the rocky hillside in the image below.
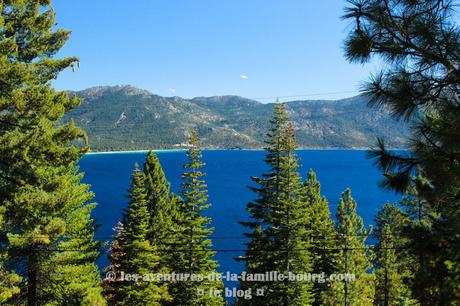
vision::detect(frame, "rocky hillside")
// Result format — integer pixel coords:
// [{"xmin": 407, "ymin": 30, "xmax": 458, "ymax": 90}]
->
[{"xmin": 64, "ymin": 85, "xmax": 410, "ymax": 151}]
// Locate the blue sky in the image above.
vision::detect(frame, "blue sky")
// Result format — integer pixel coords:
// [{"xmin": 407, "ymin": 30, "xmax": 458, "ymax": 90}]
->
[{"xmin": 52, "ymin": 0, "xmax": 381, "ymax": 102}]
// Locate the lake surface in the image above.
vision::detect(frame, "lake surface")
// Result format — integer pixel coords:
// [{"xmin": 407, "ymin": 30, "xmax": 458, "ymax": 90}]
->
[{"xmin": 79, "ymin": 150, "xmax": 399, "ymax": 277}]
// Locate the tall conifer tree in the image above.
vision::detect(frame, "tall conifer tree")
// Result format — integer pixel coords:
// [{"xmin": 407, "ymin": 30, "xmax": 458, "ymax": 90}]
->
[
  {"xmin": 239, "ymin": 103, "xmax": 313, "ymax": 305},
  {"xmin": 302, "ymin": 170, "xmax": 337, "ymax": 305},
  {"xmin": 384, "ymin": 180, "xmax": 434, "ymax": 303},
  {"xmin": 0, "ymin": 1, "xmax": 104, "ymax": 304},
  {"xmin": 169, "ymin": 130, "xmax": 224, "ymax": 306},
  {"xmin": 142, "ymin": 151, "xmax": 178, "ymax": 270},
  {"xmin": 323, "ymin": 189, "xmax": 374, "ymax": 305},
  {"xmin": 103, "ymin": 222, "xmax": 126, "ymax": 304},
  {"xmin": 373, "ymin": 204, "xmax": 418, "ymax": 305},
  {"xmin": 106, "ymin": 165, "xmax": 170, "ymax": 305}
]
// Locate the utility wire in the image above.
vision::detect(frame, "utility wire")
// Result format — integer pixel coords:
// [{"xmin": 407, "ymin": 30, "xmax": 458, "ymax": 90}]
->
[
  {"xmin": 0, "ymin": 246, "xmax": 409, "ymax": 253},
  {"xmin": 1, "ymin": 233, "xmax": 397, "ymax": 240},
  {"xmin": 249, "ymin": 90, "xmax": 360, "ymax": 101}
]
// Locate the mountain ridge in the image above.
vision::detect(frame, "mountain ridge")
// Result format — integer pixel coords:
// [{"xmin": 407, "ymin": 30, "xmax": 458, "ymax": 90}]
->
[{"xmin": 64, "ymin": 85, "xmax": 410, "ymax": 151}]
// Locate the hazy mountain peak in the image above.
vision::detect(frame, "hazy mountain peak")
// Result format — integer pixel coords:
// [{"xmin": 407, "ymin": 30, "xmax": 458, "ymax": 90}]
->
[{"xmin": 76, "ymin": 85, "xmax": 153, "ymax": 99}]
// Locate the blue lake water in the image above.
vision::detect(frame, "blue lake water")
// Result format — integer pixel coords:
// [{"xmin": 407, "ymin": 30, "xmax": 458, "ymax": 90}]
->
[{"xmin": 79, "ymin": 150, "xmax": 399, "ymax": 277}]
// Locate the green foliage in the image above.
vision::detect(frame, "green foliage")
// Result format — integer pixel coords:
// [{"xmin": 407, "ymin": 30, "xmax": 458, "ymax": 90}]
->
[
  {"xmin": 63, "ymin": 86, "xmax": 410, "ymax": 151},
  {"xmin": 344, "ymin": 0, "xmax": 460, "ymax": 302},
  {"xmin": 239, "ymin": 103, "xmax": 314, "ymax": 305},
  {"xmin": 105, "ymin": 165, "xmax": 170, "ymax": 305},
  {"xmin": 395, "ymin": 178, "xmax": 448, "ymax": 302},
  {"xmin": 302, "ymin": 170, "xmax": 337, "ymax": 305},
  {"xmin": 142, "ymin": 151, "xmax": 182, "ymax": 298},
  {"xmin": 373, "ymin": 204, "xmax": 418, "ymax": 305},
  {"xmin": 142, "ymin": 152, "xmax": 177, "ymax": 251},
  {"xmin": 168, "ymin": 130, "xmax": 224, "ymax": 306},
  {"xmin": 323, "ymin": 189, "xmax": 374, "ymax": 305},
  {"xmin": 0, "ymin": 254, "xmax": 21, "ymax": 304},
  {"xmin": 0, "ymin": 0, "xmax": 104, "ymax": 304},
  {"xmin": 0, "ymin": 206, "xmax": 21, "ymax": 303}
]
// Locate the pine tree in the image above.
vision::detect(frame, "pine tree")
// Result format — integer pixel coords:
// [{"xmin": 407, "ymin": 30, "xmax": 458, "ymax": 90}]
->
[
  {"xmin": 374, "ymin": 204, "xmax": 419, "ymax": 305},
  {"xmin": 0, "ymin": 1, "xmax": 105, "ymax": 304},
  {"xmin": 323, "ymin": 189, "xmax": 374, "ymax": 305},
  {"xmin": 0, "ymin": 206, "xmax": 21, "ymax": 303},
  {"xmin": 142, "ymin": 151, "xmax": 178, "ymax": 270},
  {"xmin": 397, "ymin": 177, "xmax": 440, "ymax": 302},
  {"xmin": 41, "ymin": 173, "xmax": 105, "ymax": 305},
  {"xmin": 373, "ymin": 204, "xmax": 418, "ymax": 305},
  {"xmin": 103, "ymin": 222, "xmax": 127, "ymax": 304},
  {"xmin": 343, "ymin": 0, "xmax": 460, "ymax": 302},
  {"xmin": 239, "ymin": 103, "xmax": 313, "ymax": 305},
  {"xmin": 169, "ymin": 130, "xmax": 224, "ymax": 306},
  {"xmin": 302, "ymin": 170, "xmax": 337, "ymax": 305},
  {"xmin": 375, "ymin": 225, "xmax": 403, "ymax": 306},
  {"xmin": 106, "ymin": 165, "xmax": 170, "ymax": 305}
]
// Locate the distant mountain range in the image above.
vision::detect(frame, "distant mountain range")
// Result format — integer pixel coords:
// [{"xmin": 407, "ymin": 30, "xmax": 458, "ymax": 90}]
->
[{"xmin": 64, "ymin": 85, "xmax": 410, "ymax": 151}]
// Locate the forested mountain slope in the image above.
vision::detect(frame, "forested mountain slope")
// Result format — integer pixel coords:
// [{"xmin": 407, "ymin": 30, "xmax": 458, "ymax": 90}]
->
[{"xmin": 64, "ymin": 85, "xmax": 409, "ymax": 151}]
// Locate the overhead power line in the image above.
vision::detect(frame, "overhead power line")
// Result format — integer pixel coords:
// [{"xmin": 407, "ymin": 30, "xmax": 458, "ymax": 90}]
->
[
  {"xmin": 0, "ymin": 246, "xmax": 409, "ymax": 253},
  {"xmin": 1, "ymin": 233, "xmax": 393, "ymax": 240},
  {"xmin": 249, "ymin": 90, "xmax": 360, "ymax": 101}
]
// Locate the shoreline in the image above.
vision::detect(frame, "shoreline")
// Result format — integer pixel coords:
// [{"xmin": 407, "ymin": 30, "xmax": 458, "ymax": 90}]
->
[
  {"xmin": 84, "ymin": 149, "xmax": 187, "ymax": 155},
  {"xmin": 84, "ymin": 147, "xmax": 406, "ymax": 155}
]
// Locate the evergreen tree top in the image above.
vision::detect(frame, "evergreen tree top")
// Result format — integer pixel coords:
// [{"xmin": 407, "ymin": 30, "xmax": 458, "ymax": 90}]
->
[
  {"xmin": 336, "ymin": 189, "xmax": 371, "ymax": 238},
  {"xmin": 183, "ymin": 129, "xmax": 205, "ymax": 170},
  {"xmin": 0, "ymin": 0, "xmax": 79, "ymax": 83},
  {"xmin": 304, "ymin": 169, "xmax": 320, "ymax": 190},
  {"xmin": 143, "ymin": 151, "xmax": 171, "ymax": 202},
  {"xmin": 125, "ymin": 164, "xmax": 150, "ymax": 241}
]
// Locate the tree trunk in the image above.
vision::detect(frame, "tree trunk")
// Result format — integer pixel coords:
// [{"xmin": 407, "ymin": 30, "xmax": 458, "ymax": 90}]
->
[{"xmin": 28, "ymin": 246, "xmax": 37, "ymax": 306}]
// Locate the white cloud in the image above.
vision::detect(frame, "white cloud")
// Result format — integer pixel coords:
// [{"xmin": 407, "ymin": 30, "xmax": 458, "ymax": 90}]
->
[
  {"xmin": 240, "ymin": 75, "xmax": 248, "ymax": 79},
  {"xmin": 167, "ymin": 88, "xmax": 176, "ymax": 93}
]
